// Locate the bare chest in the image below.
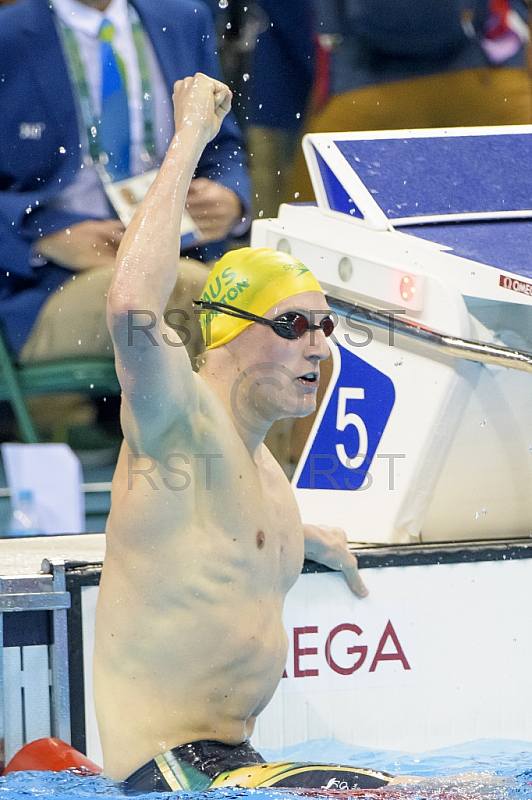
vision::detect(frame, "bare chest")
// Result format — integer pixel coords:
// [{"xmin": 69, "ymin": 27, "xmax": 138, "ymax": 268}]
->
[
  {"xmin": 209, "ymin": 456, "xmax": 304, "ymax": 594},
  {"xmin": 109, "ymin": 446, "xmax": 304, "ymax": 592}
]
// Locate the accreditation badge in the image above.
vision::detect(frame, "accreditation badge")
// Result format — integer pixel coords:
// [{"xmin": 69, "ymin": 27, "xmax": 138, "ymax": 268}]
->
[{"xmin": 103, "ymin": 169, "xmax": 203, "ymax": 248}]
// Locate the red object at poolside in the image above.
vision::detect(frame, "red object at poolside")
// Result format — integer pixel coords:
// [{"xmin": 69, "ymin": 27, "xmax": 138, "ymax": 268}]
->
[{"xmin": 3, "ymin": 738, "xmax": 102, "ymax": 775}]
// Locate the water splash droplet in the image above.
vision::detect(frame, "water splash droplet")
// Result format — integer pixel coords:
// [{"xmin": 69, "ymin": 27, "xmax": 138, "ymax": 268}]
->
[
  {"xmin": 242, "ymin": 73, "xmax": 250, "ymax": 82},
  {"xmin": 218, "ymin": 0, "xmax": 228, "ymax": 8}
]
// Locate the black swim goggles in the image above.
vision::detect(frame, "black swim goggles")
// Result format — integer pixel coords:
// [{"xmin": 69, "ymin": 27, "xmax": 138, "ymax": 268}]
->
[{"xmin": 194, "ymin": 299, "xmax": 335, "ymax": 340}]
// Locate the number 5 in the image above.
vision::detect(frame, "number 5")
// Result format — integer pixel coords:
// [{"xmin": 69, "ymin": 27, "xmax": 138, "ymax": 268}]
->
[{"xmin": 335, "ymin": 387, "xmax": 368, "ymax": 470}]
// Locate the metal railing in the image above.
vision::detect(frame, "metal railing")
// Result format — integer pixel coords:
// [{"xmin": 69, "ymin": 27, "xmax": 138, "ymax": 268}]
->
[
  {"xmin": 0, "ymin": 559, "xmax": 71, "ymax": 771},
  {"xmin": 327, "ymin": 295, "xmax": 532, "ymax": 374}
]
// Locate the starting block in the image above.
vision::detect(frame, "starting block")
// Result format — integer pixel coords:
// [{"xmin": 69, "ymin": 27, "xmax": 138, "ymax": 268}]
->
[{"xmin": 251, "ymin": 125, "xmax": 532, "ymax": 544}]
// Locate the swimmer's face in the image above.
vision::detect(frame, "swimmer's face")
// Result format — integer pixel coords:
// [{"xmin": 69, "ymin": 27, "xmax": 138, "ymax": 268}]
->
[{"xmin": 228, "ymin": 291, "xmax": 332, "ymax": 423}]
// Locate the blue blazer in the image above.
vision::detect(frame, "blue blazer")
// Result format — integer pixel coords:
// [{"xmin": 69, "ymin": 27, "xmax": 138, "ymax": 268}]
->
[{"xmin": 0, "ymin": 0, "xmax": 250, "ymax": 354}]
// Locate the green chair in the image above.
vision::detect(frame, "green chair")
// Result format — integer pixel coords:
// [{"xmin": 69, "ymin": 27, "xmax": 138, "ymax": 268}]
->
[{"xmin": 0, "ymin": 327, "xmax": 120, "ymax": 444}]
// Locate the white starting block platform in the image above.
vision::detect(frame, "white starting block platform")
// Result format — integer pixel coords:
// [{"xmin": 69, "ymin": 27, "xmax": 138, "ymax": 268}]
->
[{"xmin": 251, "ymin": 125, "xmax": 532, "ymax": 544}]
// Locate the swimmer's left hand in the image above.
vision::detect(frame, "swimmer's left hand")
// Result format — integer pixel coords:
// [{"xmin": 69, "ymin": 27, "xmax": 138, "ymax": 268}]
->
[{"xmin": 303, "ymin": 524, "xmax": 368, "ymax": 597}]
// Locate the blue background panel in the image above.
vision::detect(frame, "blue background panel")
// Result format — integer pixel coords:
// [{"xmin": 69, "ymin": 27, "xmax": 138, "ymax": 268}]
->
[
  {"xmin": 315, "ymin": 148, "xmax": 364, "ymax": 218},
  {"xmin": 297, "ymin": 346, "xmax": 395, "ymax": 491},
  {"xmin": 399, "ymin": 219, "xmax": 532, "ymax": 279},
  {"xmin": 334, "ymin": 134, "xmax": 532, "ymax": 220}
]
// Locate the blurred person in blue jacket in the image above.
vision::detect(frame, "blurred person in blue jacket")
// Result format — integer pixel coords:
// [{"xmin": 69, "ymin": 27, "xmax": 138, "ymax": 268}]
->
[{"xmin": 0, "ymin": 0, "xmax": 250, "ymax": 439}]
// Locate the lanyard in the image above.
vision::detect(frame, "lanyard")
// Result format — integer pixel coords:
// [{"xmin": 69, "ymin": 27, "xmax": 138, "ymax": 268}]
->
[{"xmin": 57, "ymin": 4, "xmax": 156, "ymax": 172}]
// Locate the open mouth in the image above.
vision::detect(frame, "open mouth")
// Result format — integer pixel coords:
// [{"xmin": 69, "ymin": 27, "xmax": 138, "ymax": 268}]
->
[{"xmin": 298, "ymin": 372, "xmax": 319, "ymax": 386}]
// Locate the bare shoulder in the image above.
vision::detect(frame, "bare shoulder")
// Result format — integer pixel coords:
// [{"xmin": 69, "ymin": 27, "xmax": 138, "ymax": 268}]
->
[{"xmin": 105, "ymin": 376, "xmax": 237, "ymax": 549}]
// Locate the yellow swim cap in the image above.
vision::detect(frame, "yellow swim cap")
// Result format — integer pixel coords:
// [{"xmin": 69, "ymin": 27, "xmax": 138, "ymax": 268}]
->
[{"xmin": 199, "ymin": 247, "xmax": 324, "ymax": 349}]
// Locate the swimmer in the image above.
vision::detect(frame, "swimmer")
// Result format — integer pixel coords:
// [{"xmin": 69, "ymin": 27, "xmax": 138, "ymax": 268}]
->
[{"xmin": 94, "ymin": 72, "xmax": 395, "ymax": 793}]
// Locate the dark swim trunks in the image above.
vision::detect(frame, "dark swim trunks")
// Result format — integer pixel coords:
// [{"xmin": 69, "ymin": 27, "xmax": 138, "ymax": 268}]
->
[{"xmin": 124, "ymin": 739, "xmax": 393, "ymax": 793}]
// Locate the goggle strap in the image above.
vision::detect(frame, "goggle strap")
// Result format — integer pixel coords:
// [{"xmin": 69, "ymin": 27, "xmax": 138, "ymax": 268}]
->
[
  {"xmin": 194, "ymin": 300, "xmax": 333, "ymax": 337},
  {"xmin": 194, "ymin": 299, "xmax": 271, "ymax": 328}
]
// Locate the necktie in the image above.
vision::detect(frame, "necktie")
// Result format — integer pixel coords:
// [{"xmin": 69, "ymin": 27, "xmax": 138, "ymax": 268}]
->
[{"xmin": 98, "ymin": 19, "xmax": 131, "ymax": 180}]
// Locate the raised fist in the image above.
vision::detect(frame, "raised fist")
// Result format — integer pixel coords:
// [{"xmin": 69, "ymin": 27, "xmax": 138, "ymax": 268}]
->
[{"xmin": 172, "ymin": 72, "xmax": 232, "ymax": 144}]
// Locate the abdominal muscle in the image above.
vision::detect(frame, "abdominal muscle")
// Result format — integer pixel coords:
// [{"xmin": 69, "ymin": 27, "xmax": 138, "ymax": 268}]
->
[
  {"xmin": 94, "ymin": 418, "xmax": 304, "ymax": 780},
  {"xmin": 94, "ymin": 443, "xmax": 302, "ymax": 780},
  {"xmin": 95, "ymin": 561, "xmax": 289, "ymax": 780}
]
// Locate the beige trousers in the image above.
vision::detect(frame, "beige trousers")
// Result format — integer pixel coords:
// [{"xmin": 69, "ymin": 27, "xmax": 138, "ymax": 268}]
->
[
  {"xmin": 290, "ymin": 66, "xmax": 532, "ymax": 203},
  {"xmin": 19, "ymin": 258, "xmax": 211, "ymax": 431},
  {"xmin": 20, "ymin": 257, "xmax": 210, "ymax": 365}
]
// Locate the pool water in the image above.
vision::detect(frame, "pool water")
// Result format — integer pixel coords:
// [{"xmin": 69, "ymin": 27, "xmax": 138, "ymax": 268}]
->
[{"xmin": 1, "ymin": 739, "xmax": 531, "ymax": 800}]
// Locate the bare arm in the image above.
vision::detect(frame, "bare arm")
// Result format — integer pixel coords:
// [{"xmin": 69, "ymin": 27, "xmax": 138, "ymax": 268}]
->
[
  {"xmin": 303, "ymin": 524, "xmax": 368, "ymax": 597},
  {"xmin": 106, "ymin": 73, "xmax": 232, "ymax": 455}
]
